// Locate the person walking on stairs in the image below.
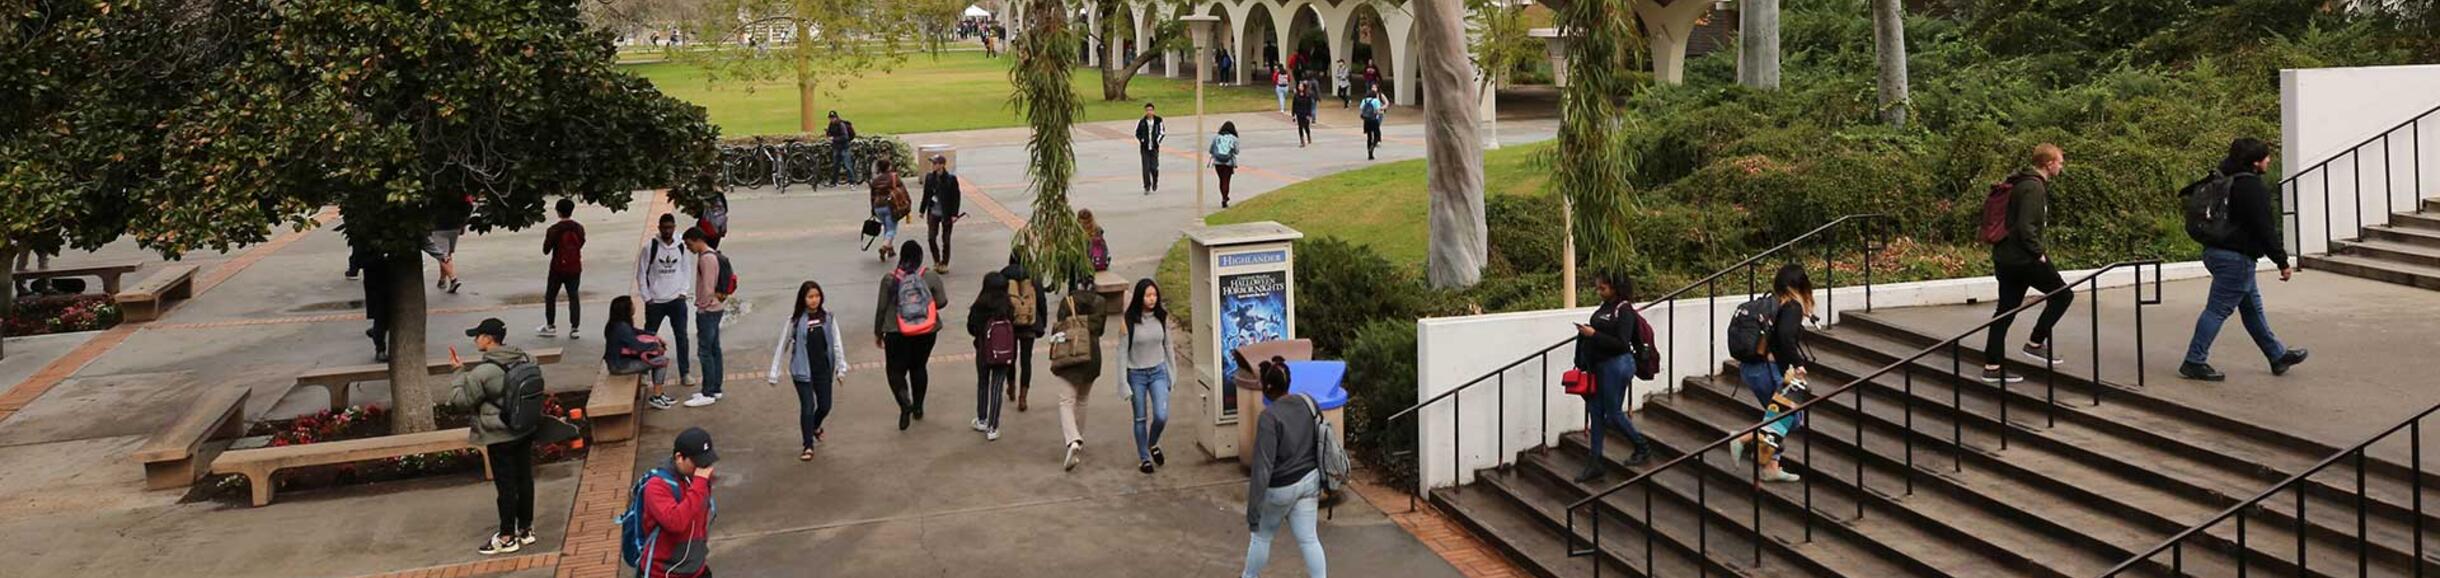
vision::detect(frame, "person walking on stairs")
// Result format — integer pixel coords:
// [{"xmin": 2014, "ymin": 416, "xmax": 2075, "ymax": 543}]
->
[
  {"xmin": 1981, "ymin": 143, "xmax": 2075, "ymax": 384},
  {"xmin": 1135, "ymin": 103, "xmax": 1166, "ymax": 194},
  {"xmin": 877, "ymin": 241, "xmax": 949, "ymax": 430},
  {"xmin": 2180, "ymin": 137, "xmax": 2309, "ymax": 381},
  {"xmin": 1573, "ymin": 271, "xmax": 1652, "ymax": 483},
  {"xmin": 768, "ymin": 281, "xmax": 847, "ymax": 461}
]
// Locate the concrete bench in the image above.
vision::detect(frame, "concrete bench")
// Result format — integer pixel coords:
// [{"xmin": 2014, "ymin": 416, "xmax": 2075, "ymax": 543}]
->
[
  {"xmin": 211, "ymin": 428, "xmax": 492, "ymax": 507},
  {"xmin": 17, "ymin": 261, "xmax": 141, "ymax": 294},
  {"xmin": 132, "ymin": 384, "xmax": 251, "ymax": 490},
  {"xmin": 294, "ymin": 348, "xmax": 563, "ymax": 411},
  {"xmin": 586, "ymin": 368, "xmax": 642, "ymax": 443},
  {"xmin": 1093, "ymin": 271, "xmax": 1128, "ymax": 315},
  {"xmin": 114, "ymin": 263, "xmax": 200, "ymax": 322}
]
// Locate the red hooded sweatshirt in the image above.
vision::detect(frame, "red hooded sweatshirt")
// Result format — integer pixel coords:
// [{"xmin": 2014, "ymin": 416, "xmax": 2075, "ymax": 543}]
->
[{"xmin": 641, "ymin": 469, "xmax": 714, "ymax": 578}]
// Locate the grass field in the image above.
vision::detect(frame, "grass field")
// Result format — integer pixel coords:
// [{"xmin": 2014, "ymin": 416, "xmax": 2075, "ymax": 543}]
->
[{"xmin": 625, "ymin": 50, "xmax": 1279, "ymax": 136}]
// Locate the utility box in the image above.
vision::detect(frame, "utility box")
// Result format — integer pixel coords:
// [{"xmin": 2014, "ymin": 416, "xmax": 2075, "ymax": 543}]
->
[{"xmin": 1185, "ymin": 222, "xmax": 1302, "ymax": 460}]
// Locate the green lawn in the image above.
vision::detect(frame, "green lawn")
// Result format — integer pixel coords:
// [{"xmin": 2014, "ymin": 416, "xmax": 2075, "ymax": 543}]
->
[{"xmin": 624, "ymin": 50, "xmax": 1278, "ymax": 136}]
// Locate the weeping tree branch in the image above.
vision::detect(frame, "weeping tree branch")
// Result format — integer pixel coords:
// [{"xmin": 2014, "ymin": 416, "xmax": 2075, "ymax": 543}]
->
[{"xmin": 1012, "ymin": 0, "xmax": 1092, "ymax": 287}]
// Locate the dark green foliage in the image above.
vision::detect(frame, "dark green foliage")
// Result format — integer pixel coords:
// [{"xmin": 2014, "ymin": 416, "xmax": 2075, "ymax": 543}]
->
[
  {"xmin": 1342, "ymin": 318, "xmax": 1421, "ymax": 489},
  {"xmin": 1295, "ymin": 237, "xmax": 1429, "ymax": 356},
  {"xmin": 1484, "ymin": 194, "xmax": 1564, "ymax": 275}
]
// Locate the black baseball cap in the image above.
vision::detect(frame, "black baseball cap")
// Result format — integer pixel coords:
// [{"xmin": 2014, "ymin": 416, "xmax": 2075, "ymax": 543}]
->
[
  {"xmin": 675, "ymin": 427, "xmax": 718, "ymax": 466},
  {"xmin": 464, "ymin": 318, "xmax": 508, "ymax": 340}
]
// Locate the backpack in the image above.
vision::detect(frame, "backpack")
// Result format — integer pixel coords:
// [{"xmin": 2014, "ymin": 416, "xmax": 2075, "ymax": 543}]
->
[
  {"xmin": 1978, "ymin": 177, "xmax": 2023, "ymax": 245},
  {"xmin": 981, "ymin": 317, "xmax": 1017, "ymax": 366},
  {"xmin": 892, "ymin": 269, "xmax": 939, "ymax": 335},
  {"xmin": 711, "ymin": 252, "xmax": 738, "ymax": 297},
  {"xmin": 1087, "ymin": 235, "xmax": 1111, "ymax": 271},
  {"xmin": 617, "ymin": 468, "xmax": 717, "ymax": 570},
  {"xmin": 489, "ymin": 359, "xmax": 547, "ymax": 438},
  {"xmin": 1360, "ymin": 99, "xmax": 1382, "ymax": 121},
  {"xmin": 550, "ymin": 224, "xmax": 583, "ymax": 272},
  {"xmin": 1008, "ymin": 281, "xmax": 1039, "ymax": 328},
  {"xmin": 1297, "ymin": 394, "xmax": 1350, "ymax": 494},
  {"xmin": 1629, "ymin": 309, "xmax": 1660, "ymax": 381},
  {"xmin": 1725, "ymin": 296, "xmax": 1779, "ymax": 364},
  {"xmin": 697, "ymin": 202, "xmax": 729, "ymax": 241},
  {"xmin": 1049, "ymin": 295, "xmax": 1095, "ymax": 370},
  {"xmin": 1210, "ymin": 135, "xmax": 1238, "ymax": 165},
  {"xmin": 2181, "ymin": 170, "xmax": 2242, "ymax": 247}
]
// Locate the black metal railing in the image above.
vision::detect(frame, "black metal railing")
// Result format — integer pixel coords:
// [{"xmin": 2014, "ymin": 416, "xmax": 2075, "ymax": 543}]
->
[
  {"xmin": 2102, "ymin": 400, "xmax": 2440, "ymax": 576},
  {"xmin": 1563, "ymin": 260, "xmax": 2167, "ymax": 576},
  {"xmin": 1384, "ymin": 214, "xmax": 1891, "ymax": 504},
  {"xmin": 2282, "ymin": 100, "xmax": 2440, "ymax": 259}
]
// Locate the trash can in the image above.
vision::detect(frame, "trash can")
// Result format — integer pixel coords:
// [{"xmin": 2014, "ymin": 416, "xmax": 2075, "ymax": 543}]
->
[
  {"xmin": 918, "ymin": 144, "xmax": 957, "ymax": 174},
  {"xmin": 1278, "ymin": 360, "xmax": 1349, "ymax": 455},
  {"xmin": 1232, "ymin": 340, "xmax": 1336, "ymax": 469}
]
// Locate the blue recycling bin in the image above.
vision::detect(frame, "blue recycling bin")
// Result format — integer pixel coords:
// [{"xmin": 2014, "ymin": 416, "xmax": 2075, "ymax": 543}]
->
[{"xmin": 1258, "ymin": 360, "xmax": 1348, "ymax": 457}]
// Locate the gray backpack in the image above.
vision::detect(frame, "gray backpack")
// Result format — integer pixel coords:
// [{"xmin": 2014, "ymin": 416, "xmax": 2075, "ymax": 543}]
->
[{"xmin": 1297, "ymin": 394, "xmax": 1349, "ymax": 493}]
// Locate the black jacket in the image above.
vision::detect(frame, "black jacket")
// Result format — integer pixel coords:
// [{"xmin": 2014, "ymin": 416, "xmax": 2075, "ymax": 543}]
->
[
  {"xmin": 921, "ymin": 170, "xmax": 961, "ymax": 217},
  {"xmin": 1579, "ymin": 300, "xmax": 1634, "ymax": 363},
  {"xmin": 1134, "ymin": 115, "xmax": 1164, "ymax": 152},
  {"xmin": 1992, "ymin": 169, "xmax": 2051, "ymax": 267},
  {"xmin": 1767, "ymin": 299, "xmax": 1811, "ymax": 369},
  {"xmin": 2212, "ymin": 160, "xmax": 2292, "ymax": 269}
]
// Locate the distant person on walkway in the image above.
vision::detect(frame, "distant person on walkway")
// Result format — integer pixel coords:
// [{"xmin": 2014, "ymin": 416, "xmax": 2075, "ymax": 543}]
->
[
  {"xmin": 445, "ymin": 318, "xmax": 539, "ymax": 555},
  {"xmin": 1001, "ymin": 253, "xmax": 1050, "ymax": 412},
  {"xmin": 1981, "ymin": 143, "xmax": 2074, "ymax": 384},
  {"xmin": 920, "ymin": 154, "xmax": 963, "ymax": 272},
  {"xmin": 1051, "ymin": 270, "xmax": 1109, "ymax": 471},
  {"xmin": 1211, "ymin": 122, "xmax": 1242, "ymax": 208},
  {"xmin": 767, "ymin": 280, "xmax": 847, "ymax": 461},
  {"xmin": 968, "ymin": 271, "xmax": 1018, "ymax": 441},
  {"xmin": 1081, "ymin": 209, "xmax": 1112, "ymax": 273},
  {"xmin": 1292, "ymin": 82, "xmax": 1317, "ymax": 148},
  {"xmin": 1572, "ymin": 271, "xmax": 1652, "ymax": 483},
  {"xmin": 352, "ymin": 244, "xmax": 395, "ymax": 362},
  {"xmin": 870, "ymin": 157, "xmax": 909, "ymax": 263},
  {"xmin": 540, "ymin": 198, "xmax": 585, "ymax": 339},
  {"xmin": 637, "ymin": 213, "xmax": 697, "ymax": 389},
  {"xmin": 825, "ymin": 111, "xmax": 858, "ymax": 186},
  {"xmin": 682, "ymin": 228, "xmax": 728, "ymax": 407},
  {"xmin": 1358, "ymin": 88, "xmax": 1389, "ymax": 160},
  {"xmin": 1361, "ymin": 61, "xmax": 1381, "ymax": 102},
  {"xmin": 1216, "ymin": 48, "xmax": 1236, "ymax": 86},
  {"xmin": 1123, "ymin": 278, "xmax": 1178, "ymax": 474},
  {"xmin": 694, "ymin": 194, "xmax": 728, "ymax": 249},
  {"xmin": 1242, "ymin": 358, "xmax": 1327, "ymax": 578},
  {"xmin": 1332, "ymin": 59, "xmax": 1351, "ymax": 108},
  {"xmin": 605, "ymin": 296, "xmax": 675, "ymax": 410},
  {"xmin": 1135, "ymin": 103, "xmax": 1166, "ymax": 194},
  {"xmin": 637, "ymin": 427, "xmax": 718, "ymax": 578},
  {"xmin": 1272, "ymin": 66, "xmax": 1290, "ymax": 114},
  {"xmin": 2181, "ymin": 137, "xmax": 2309, "ymax": 381},
  {"xmin": 877, "ymin": 241, "xmax": 949, "ymax": 430},
  {"xmin": 1262, "ymin": 39, "xmax": 1279, "ymax": 71},
  {"xmin": 427, "ymin": 193, "xmax": 473, "ymax": 294}
]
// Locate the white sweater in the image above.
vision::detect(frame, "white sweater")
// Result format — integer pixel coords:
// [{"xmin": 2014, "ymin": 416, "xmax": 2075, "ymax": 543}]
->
[{"xmin": 636, "ymin": 237, "xmax": 694, "ymax": 304}]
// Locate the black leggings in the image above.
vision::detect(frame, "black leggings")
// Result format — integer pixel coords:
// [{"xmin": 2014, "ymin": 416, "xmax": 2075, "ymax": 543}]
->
[
  {"xmin": 795, "ymin": 376, "xmax": 832, "ymax": 448},
  {"xmin": 543, "ymin": 272, "xmax": 579, "ymax": 328},
  {"xmin": 1986, "ymin": 260, "xmax": 2075, "ymax": 364},
  {"xmin": 885, "ymin": 332, "xmax": 940, "ymax": 414},
  {"xmin": 927, "ymin": 215, "xmax": 957, "ymax": 268},
  {"xmin": 1016, "ymin": 337, "xmax": 1036, "ymax": 396},
  {"xmin": 486, "ymin": 440, "xmax": 535, "ymax": 536},
  {"xmin": 1296, "ymin": 115, "xmax": 1313, "ymax": 143}
]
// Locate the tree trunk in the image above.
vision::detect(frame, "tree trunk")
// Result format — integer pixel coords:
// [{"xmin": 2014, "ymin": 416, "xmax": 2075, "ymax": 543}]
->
[
  {"xmin": 1100, "ymin": 49, "xmax": 1164, "ymax": 101},
  {"xmin": 0, "ymin": 246, "xmax": 13, "ymax": 361},
  {"xmin": 1414, "ymin": 0, "xmax": 1487, "ymax": 289},
  {"xmin": 386, "ymin": 252, "xmax": 437, "ymax": 434},
  {"xmin": 1739, "ymin": 0, "xmax": 1781, "ymax": 90},
  {"xmin": 1871, "ymin": 0, "xmax": 1911, "ymax": 127},
  {"xmin": 795, "ymin": 18, "xmax": 818, "ymax": 134}
]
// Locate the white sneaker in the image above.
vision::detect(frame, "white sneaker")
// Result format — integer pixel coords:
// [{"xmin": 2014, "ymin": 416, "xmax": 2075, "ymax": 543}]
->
[
  {"xmin": 986, "ymin": 429, "xmax": 1001, "ymax": 441},
  {"xmin": 971, "ymin": 419, "xmax": 989, "ymax": 432},
  {"xmin": 682, "ymin": 394, "xmax": 717, "ymax": 407},
  {"xmin": 535, "ymin": 325, "xmax": 556, "ymax": 337},
  {"xmin": 1762, "ymin": 470, "xmax": 1802, "ymax": 483},
  {"xmin": 567, "ymin": 328, "xmax": 581, "ymax": 340},
  {"xmin": 1063, "ymin": 442, "xmax": 1081, "ymax": 471}
]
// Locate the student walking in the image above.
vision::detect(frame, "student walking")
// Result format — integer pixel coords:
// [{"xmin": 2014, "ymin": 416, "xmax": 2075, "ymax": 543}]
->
[
  {"xmin": 1292, "ymin": 83, "xmax": 1317, "ymax": 148},
  {"xmin": 1728, "ymin": 264, "xmax": 1813, "ymax": 483},
  {"xmin": 767, "ymin": 281, "xmax": 848, "ymax": 461},
  {"xmin": 683, "ymin": 228, "xmax": 729, "ymax": 407},
  {"xmin": 1332, "ymin": 59, "xmax": 1351, "ymax": 108},
  {"xmin": 1212, "ymin": 122, "xmax": 1242, "ymax": 208},
  {"xmin": 1135, "ymin": 103, "xmax": 1166, "ymax": 194},
  {"xmin": 353, "ymin": 244, "xmax": 395, "ymax": 363},
  {"xmin": 969, "ymin": 272, "xmax": 1018, "ymax": 441},
  {"xmin": 1001, "ymin": 254, "xmax": 1050, "ymax": 412},
  {"xmin": 1572, "ymin": 272, "xmax": 1652, "ymax": 483},
  {"xmin": 1242, "ymin": 359, "xmax": 1327, "ymax": 578},
  {"xmin": 1123, "ymin": 279, "xmax": 1178, "ymax": 474},
  {"xmin": 605, "ymin": 296, "xmax": 675, "ymax": 410},
  {"xmin": 2180, "ymin": 137, "xmax": 2309, "ymax": 381},
  {"xmin": 877, "ymin": 241, "xmax": 950, "ymax": 430},
  {"xmin": 869, "ymin": 158, "xmax": 909, "ymax": 263},
  {"xmin": 1361, "ymin": 61, "xmax": 1381, "ymax": 102},
  {"xmin": 1051, "ymin": 274, "xmax": 1109, "ymax": 470},
  {"xmin": 921, "ymin": 155, "xmax": 963, "ymax": 273},
  {"xmin": 445, "ymin": 318, "xmax": 539, "ymax": 555},
  {"xmin": 540, "ymin": 199, "xmax": 585, "ymax": 339},
  {"xmin": 1082, "ymin": 210, "xmax": 1112, "ymax": 273},
  {"xmin": 825, "ymin": 111, "xmax": 858, "ymax": 186},
  {"xmin": 1358, "ymin": 89, "xmax": 1389, "ymax": 160},
  {"xmin": 637, "ymin": 214, "xmax": 696, "ymax": 388},
  {"xmin": 1272, "ymin": 66, "xmax": 1291, "ymax": 114},
  {"xmin": 427, "ymin": 194, "xmax": 472, "ymax": 294},
  {"xmin": 1981, "ymin": 144, "xmax": 2075, "ymax": 384},
  {"xmin": 635, "ymin": 427, "xmax": 718, "ymax": 578}
]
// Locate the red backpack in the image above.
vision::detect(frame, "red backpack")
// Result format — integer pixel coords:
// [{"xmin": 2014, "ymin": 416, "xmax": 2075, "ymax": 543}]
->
[
  {"xmin": 1978, "ymin": 178, "xmax": 2019, "ymax": 245},
  {"xmin": 981, "ymin": 318, "xmax": 1017, "ymax": 366}
]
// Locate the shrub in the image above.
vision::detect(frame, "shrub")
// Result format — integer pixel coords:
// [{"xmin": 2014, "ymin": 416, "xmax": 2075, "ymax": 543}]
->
[
  {"xmin": 3, "ymin": 294, "xmax": 122, "ymax": 337},
  {"xmin": 1294, "ymin": 237, "xmax": 1426, "ymax": 356},
  {"xmin": 1484, "ymin": 193, "xmax": 1563, "ymax": 275},
  {"xmin": 1342, "ymin": 317, "xmax": 1420, "ymax": 489}
]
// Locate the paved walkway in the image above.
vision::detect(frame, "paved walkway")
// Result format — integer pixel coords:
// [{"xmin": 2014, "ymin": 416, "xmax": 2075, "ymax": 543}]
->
[{"xmin": 0, "ymin": 110, "xmax": 1555, "ymax": 577}]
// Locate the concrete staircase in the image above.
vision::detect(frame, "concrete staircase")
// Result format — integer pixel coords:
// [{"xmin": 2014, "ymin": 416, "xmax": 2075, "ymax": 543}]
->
[
  {"xmin": 2305, "ymin": 197, "xmax": 2440, "ymax": 290},
  {"xmin": 1432, "ymin": 311, "xmax": 2440, "ymax": 577}
]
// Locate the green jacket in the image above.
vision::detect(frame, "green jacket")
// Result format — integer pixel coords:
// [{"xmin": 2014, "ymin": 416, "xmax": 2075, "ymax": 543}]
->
[
  {"xmin": 448, "ymin": 345, "xmax": 535, "ymax": 446},
  {"xmin": 1991, "ymin": 168, "xmax": 2051, "ymax": 268}
]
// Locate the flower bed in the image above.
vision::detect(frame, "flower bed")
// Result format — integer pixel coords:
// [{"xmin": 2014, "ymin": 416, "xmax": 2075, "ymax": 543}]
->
[
  {"xmin": 4, "ymin": 294, "xmax": 122, "ymax": 337},
  {"xmin": 197, "ymin": 392, "xmax": 591, "ymax": 503}
]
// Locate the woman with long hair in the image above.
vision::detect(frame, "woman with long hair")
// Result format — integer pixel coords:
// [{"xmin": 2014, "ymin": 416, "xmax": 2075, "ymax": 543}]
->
[
  {"xmin": 1212, "ymin": 122, "xmax": 1242, "ymax": 208},
  {"xmin": 603, "ymin": 296, "xmax": 673, "ymax": 410},
  {"xmin": 1242, "ymin": 357, "xmax": 1327, "ymax": 577},
  {"xmin": 967, "ymin": 271, "xmax": 1017, "ymax": 441},
  {"xmin": 869, "ymin": 157, "xmax": 907, "ymax": 262},
  {"xmin": 1050, "ymin": 267, "xmax": 1110, "ymax": 470},
  {"xmin": 768, "ymin": 280, "xmax": 848, "ymax": 461},
  {"xmin": 1291, "ymin": 81, "xmax": 1317, "ymax": 147},
  {"xmin": 1572, "ymin": 271, "xmax": 1651, "ymax": 482},
  {"xmin": 1080, "ymin": 209, "xmax": 1111, "ymax": 272},
  {"xmin": 1122, "ymin": 278, "xmax": 1177, "ymax": 474},
  {"xmin": 875, "ymin": 240, "xmax": 949, "ymax": 431},
  {"xmin": 1732, "ymin": 263, "xmax": 1814, "ymax": 483}
]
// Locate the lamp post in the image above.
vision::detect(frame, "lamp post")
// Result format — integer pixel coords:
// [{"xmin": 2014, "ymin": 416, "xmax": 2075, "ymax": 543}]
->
[{"xmin": 1181, "ymin": 15, "xmax": 1220, "ymax": 224}]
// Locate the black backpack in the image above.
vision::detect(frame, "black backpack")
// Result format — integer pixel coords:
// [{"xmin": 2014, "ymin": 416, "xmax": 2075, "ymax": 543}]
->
[
  {"xmin": 1725, "ymin": 296, "xmax": 1779, "ymax": 364},
  {"xmin": 491, "ymin": 359, "xmax": 548, "ymax": 438},
  {"xmin": 2181, "ymin": 170, "xmax": 2242, "ymax": 247}
]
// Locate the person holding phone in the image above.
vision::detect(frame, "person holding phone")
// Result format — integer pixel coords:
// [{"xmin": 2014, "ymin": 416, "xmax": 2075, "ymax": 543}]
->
[{"xmin": 1572, "ymin": 272, "xmax": 1651, "ymax": 483}]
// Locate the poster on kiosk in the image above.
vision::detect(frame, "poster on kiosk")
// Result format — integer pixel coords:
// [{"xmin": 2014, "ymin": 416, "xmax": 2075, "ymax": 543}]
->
[{"xmin": 1185, "ymin": 222, "xmax": 1302, "ymax": 460}]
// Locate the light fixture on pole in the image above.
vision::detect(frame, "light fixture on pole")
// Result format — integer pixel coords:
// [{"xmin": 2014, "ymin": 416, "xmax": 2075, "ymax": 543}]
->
[{"xmin": 1181, "ymin": 15, "xmax": 1220, "ymax": 224}]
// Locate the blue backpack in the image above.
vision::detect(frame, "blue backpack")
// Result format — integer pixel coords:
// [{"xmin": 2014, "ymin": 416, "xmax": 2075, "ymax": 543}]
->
[{"xmin": 617, "ymin": 468, "xmax": 717, "ymax": 569}]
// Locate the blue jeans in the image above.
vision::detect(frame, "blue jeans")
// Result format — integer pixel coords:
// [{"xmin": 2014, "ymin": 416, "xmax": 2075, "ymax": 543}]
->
[
  {"xmin": 834, "ymin": 147, "xmax": 856, "ymax": 184},
  {"xmin": 695, "ymin": 309, "xmax": 725, "ymax": 396},
  {"xmin": 1243, "ymin": 471, "xmax": 1327, "ymax": 577},
  {"xmin": 1127, "ymin": 365, "xmax": 1173, "ymax": 462},
  {"xmin": 873, "ymin": 206, "xmax": 898, "ymax": 247},
  {"xmin": 1586, "ymin": 354, "xmax": 1642, "ymax": 460},
  {"xmin": 643, "ymin": 299, "xmax": 690, "ymax": 380},
  {"xmin": 1738, "ymin": 361, "xmax": 1805, "ymax": 430},
  {"xmin": 1275, "ymin": 85, "xmax": 1289, "ymax": 112},
  {"xmin": 2184, "ymin": 248, "xmax": 2288, "ymax": 365}
]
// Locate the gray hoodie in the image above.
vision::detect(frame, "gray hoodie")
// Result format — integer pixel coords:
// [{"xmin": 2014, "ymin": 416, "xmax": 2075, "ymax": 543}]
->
[
  {"xmin": 1247, "ymin": 393, "xmax": 1322, "ymax": 529},
  {"xmin": 447, "ymin": 345, "xmax": 536, "ymax": 447}
]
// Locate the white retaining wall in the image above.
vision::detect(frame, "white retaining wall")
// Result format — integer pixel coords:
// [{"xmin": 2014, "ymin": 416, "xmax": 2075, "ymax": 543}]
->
[{"xmin": 2278, "ymin": 65, "xmax": 2440, "ymax": 256}]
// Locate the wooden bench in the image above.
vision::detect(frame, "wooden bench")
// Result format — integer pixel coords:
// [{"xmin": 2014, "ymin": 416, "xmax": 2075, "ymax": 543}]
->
[
  {"xmin": 1093, "ymin": 271, "xmax": 1129, "ymax": 315},
  {"xmin": 293, "ymin": 348, "xmax": 564, "ymax": 411},
  {"xmin": 211, "ymin": 428, "xmax": 492, "ymax": 506},
  {"xmin": 17, "ymin": 261, "xmax": 142, "ymax": 295},
  {"xmin": 586, "ymin": 368, "xmax": 642, "ymax": 443},
  {"xmin": 133, "ymin": 384, "xmax": 251, "ymax": 490},
  {"xmin": 113, "ymin": 263, "xmax": 200, "ymax": 322}
]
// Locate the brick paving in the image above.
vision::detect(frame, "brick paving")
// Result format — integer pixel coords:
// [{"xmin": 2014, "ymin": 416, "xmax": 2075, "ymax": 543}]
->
[{"xmin": 1349, "ymin": 473, "xmax": 1529, "ymax": 578}]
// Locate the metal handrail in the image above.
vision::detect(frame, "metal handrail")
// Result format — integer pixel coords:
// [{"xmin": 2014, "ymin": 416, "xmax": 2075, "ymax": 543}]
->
[
  {"xmin": 2102, "ymin": 401, "xmax": 2440, "ymax": 576},
  {"xmin": 1564, "ymin": 259, "xmax": 2167, "ymax": 572},
  {"xmin": 2280, "ymin": 100, "xmax": 2440, "ymax": 258}
]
